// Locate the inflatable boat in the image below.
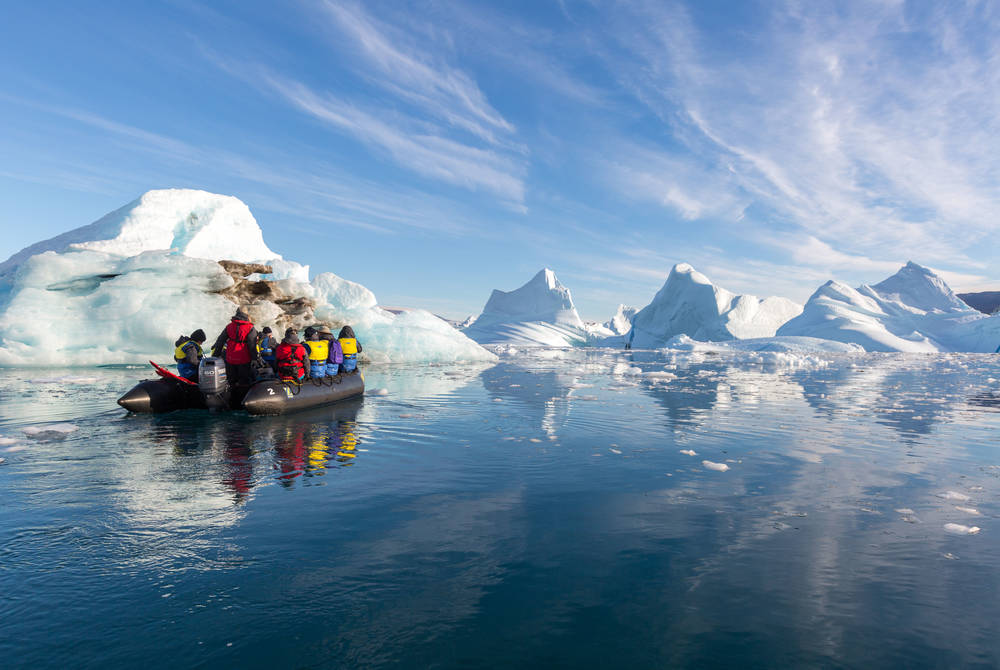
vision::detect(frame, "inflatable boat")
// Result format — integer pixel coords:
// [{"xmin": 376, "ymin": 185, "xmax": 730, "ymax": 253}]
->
[{"xmin": 117, "ymin": 357, "xmax": 364, "ymax": 416}]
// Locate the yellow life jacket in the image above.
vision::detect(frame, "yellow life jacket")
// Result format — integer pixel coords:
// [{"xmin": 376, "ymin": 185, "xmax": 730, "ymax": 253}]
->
[
  {"xmin": 339, "ymin": 337, "xmax": 358, "ymax": 355},
  {"xmin": 306, "ymin": 338, "xmax": 329, "ymax": 362},
  {"xmin": 174, "ymin": 339, "xmax": 202, "ymax": 362}
]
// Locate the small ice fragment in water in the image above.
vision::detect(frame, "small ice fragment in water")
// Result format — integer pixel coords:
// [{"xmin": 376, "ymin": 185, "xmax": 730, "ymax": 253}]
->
[
  {"xmin": 369, "ymin": 388, "xmax": 389, "ymax": 396},
  {"xmin": 942, "ymin": 553, "xmax": 958, "ymax": 560},
  {"xmin": 944, "ymin": 523, "xmax": 980, "ymax": 535},
  {"xmin": 529, "ymin": 438, "xmax": 543, "ymax": 443},
  {"xmin": 493, "ymin": 398, "xmax": 503, "ymax": 402},
  {"xmin": 940, "ymin": 491, "xmax": 970, "ymax": 502},
  {"xmin": 702, "ymin": 460, "xmax": 729, "ymax": 472},
  {"xmin": 680, "ymin": 449, "xmax": 697, "ymax": 456},
  {"xmin": 0, "ymin": 457, "xmax": 5, "ymax": 465},
  {"xmin": 0, "ymin": 437, "xmax": 16, "ymax": 446},
  {"xmin": 895, "ymin": 508, "xmax": 915, "ymax": 515},
  {"xmin": 610, "ymin": 448, "xmax": 622, "ymax": 454},
  {"xmin": 955, "ymin": 506, "xmax": 981, "ymax": 516},
  {"xmin": 5, "ymin": 445, "xmax": 27, "ymax": 452},
  {"xmin": 23, "ymin": 423, "xmax": 78, "ymax": 439}
]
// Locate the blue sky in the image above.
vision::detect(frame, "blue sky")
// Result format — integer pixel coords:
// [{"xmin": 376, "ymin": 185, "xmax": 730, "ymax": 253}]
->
[{"xmin": 2, "ymin": 0, "xmax": 999, "ymax": 320}]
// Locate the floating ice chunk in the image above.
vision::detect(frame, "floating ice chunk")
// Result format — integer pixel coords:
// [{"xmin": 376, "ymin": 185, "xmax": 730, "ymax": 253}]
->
[
  {"xmin": 944, "ymin": 523, "xmax": 980, "ymax": 535},
  {"xmin": 31, "ymin": 376, "xmax": 101, "ymax": 384},
  {"xmin": 955, "ymin": 506, "xmax": 982, "ymax": 516},
  {"xmin": 369, "ymin": 388, "xmax": 389, "ymax": 396},
  {"xmin": 23, "ymin": 423, "xmax": 78, "ymax": 439},
  {"xmin": 493, "ymin": 398, "xmax": 503, "ymax": 402},
  {"xmin": 612, "ymin": 363, "xmax": 643, "ymax": 376},
  {"xmin": 894, "ymin": 508, "xmax": 915, "ymax": 515},
  {"xmin": 0, "ymin": 437, "xmax": 16, "ymax": 446},
  {"xmin": 702, "ymin": 460, "xmax": 729, "ymax": 472},
  {"xmin": 644, "ymin": 371, "xmax": 676, "ymax": 380},
  {"xmin": 940, "ymin": 491, "xmax": 971, "ymax": 502},
  {"xmin": 0, "ymin": 457, "xmax": 5, "ymax": 465},
  {"xmin": 610, "ymin": 448, "xmax": 622, "ymax": 454},
  {"xmin": 5, "ymin": 445, "xmax": 27, "ymax": 452},
  {"xmin": 680, "ymin": 449, "xmax": 697, "ymax": 456}
]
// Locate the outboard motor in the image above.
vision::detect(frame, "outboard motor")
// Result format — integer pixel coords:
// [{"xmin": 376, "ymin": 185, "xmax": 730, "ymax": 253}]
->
[{"xmin": 198, "ymin": 357, "xmax": 230, "ymax": 410}]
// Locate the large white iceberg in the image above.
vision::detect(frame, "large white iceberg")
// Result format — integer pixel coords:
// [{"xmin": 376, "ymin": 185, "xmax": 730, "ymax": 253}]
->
[
  {"xmin": 777, "ymin": 261, "xmax": 1000, "ymax": 352},
  {"xmin": 0, "ymin": 189, "xmax": 495, "ymax": 366},
  {"xmin": 463, "ymin": 268, "xmax": 590, "ymax": 346},
  {"xmin": 626, "ymin": 263, "xmax": 803, "ymax": 348}
]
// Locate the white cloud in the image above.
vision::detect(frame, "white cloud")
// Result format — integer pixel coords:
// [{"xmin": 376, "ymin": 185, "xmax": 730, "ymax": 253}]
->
[
  {"xmin": 595, "ymin": 0, "xmax": 1000, "ymax": 272},
  {"xmin": 318, "ymin": 1, "xmax": 517, "ymax": 145}
]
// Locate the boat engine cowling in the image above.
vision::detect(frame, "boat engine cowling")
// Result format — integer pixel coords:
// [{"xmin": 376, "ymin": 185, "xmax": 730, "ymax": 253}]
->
[{"xmin": 198, "ymin": 357, "xmax": 230, "ymax": 410}]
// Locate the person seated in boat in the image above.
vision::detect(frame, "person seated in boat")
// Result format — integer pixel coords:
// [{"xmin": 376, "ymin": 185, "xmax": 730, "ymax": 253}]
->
[
  {"xmin": 303, "ymin": 326, "xmax": 330, "ymax": 378},
  {"xmin": 275, "ymin": 328, "xmax": 310, "ymax": 382},
  {"xmin": 211, "ymin": 308, "xmax": 260, "ymax": 389},
  {"xmin": 338, "ymin": 325, "xmax": 362, "ymax": 373},
  {"xmin": 316, "ymin": 325, "xmax": 344, "ymax": 377},
  {"xmin": 173, "ymin": 329, "xmax": 206, "ymax": 381},
  {"xmin": 257, "ymin": 326, "xmax": 277, "ymax": 370}
]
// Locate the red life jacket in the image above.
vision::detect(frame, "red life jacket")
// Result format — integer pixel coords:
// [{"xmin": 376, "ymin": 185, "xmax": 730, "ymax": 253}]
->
[
  {"xmin": 224, "ymin": 319, "xmax": 254, "ymax": 364},
  {"xmin": 275, "ymin": 342, "xmax": 306, "ymax": 380}
]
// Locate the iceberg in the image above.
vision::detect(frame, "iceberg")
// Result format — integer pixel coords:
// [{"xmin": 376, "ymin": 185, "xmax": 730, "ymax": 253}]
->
[
  {"xmin": 463, "ymin": 269, "xmax": 590, "ymax": 346},
  {"xmin": 626, "ymin": 263, "xmax": 803, "ymax": 348},
  {"xmin": 0, "ymin": 189, "xmax": 495, "ymax": 366},
  {"xmin": 604, "ymin": 304, "xmax": 637, "ymax": 336},
  {"xmin": 777, "ymin": 262, "xmax": 1000, "ymax": 352}
]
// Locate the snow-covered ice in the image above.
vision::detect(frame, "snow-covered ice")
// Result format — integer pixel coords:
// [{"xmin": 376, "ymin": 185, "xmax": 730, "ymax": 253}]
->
[
  {"xmin": 702, "ymin": 460, "xmax": 729, "ymax": 472},
  {"xmin": 463, "ymin": 269, "xmax": 589, "ymax": 347},
  {"xmin": 624, "ymin": 263, "xmax": 802, "ymax": 348},
  {"xmin": 0, "ymin": 189, "xmax": 494, "ymax": 366},
  {"xmin": 778, "ymin": 262, "xmax": 1000, "ymax": 352}
]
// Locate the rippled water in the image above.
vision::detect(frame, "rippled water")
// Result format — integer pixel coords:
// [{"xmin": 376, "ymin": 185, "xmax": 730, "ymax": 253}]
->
[{"xmin": 3, "ymin": 349, "xmax": 1000, "ymax": 668}]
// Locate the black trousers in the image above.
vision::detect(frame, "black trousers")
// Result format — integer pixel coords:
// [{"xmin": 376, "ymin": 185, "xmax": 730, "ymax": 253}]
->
[{"xmin": 226, "ymin": 362, "xmax": 254, "ymax": 387}]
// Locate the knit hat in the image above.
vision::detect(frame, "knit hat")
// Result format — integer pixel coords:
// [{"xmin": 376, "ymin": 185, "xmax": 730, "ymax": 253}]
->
[
  {"xmin": 190, "ymin": 329, "xmax": 206, "ymax": 342},
  {"xmin": 234, "ymin": 308, "xmax": 249, "ymax": 321},
  {"xmin": 261, "ymin": 326, "xmax": 272, "ymax": 334},
  {"xmin": 304, "ymin": 326, "xmax": 317, "ymax": 338}
]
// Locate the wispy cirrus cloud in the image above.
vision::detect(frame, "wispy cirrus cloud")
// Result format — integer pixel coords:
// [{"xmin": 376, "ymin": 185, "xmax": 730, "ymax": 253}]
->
[
  {"xmin": 317, "ymin": 1, "xmax": 517, "ymax": 145},
  {"xmin": 259, "ymin": 72, "xmax": 526, "ymax": 204},
  {"xmin": 595, "ymin": 0, "xmax": 1000, "ymax": 276}
]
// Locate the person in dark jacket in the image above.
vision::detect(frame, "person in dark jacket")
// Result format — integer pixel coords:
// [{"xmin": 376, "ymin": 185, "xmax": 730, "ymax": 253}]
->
[
  {"xmin": 173, "ymin": 329, "xmax": 206, "ymax": 381},
  {"xmin": 212, "ymin": 308, "xmax": 259, "ymax": 388},
  {"xmin": 275, "ymin": 328, "xmax": 310, "ymax": 382},
  {"xmin": 257, "ymin": 326, "xmax": 277, "ymax": 370},
  {"xmin": 337, "ymin": 325, "xmax": 362, "ymax": 373}
]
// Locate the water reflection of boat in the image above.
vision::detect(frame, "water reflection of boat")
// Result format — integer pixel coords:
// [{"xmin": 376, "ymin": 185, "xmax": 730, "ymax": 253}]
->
[{"xmin": 137, "ymin": 398, "xmax": 365, "ymax": 500}]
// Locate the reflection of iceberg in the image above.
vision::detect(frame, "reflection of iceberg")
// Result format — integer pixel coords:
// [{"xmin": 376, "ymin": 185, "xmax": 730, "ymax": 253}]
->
[{"xmin": 480, "ymin": 363, "xmax": 580, "ymax": 438}]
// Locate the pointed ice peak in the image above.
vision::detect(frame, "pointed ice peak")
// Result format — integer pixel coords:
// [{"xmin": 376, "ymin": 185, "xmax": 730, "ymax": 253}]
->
[
  {"xmin": 529, "ymin": 268, "xmax": 559, "ymax": 290},
  {"xmin": 871, "ymin": 261, "xmax": 970, "ymax": 314},
  {"xmin": 469, "ymin": 267, "xmax": 584, "ymax": 330}
]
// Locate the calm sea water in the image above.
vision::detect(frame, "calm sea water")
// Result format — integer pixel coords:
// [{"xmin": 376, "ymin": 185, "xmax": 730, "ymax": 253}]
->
[{"xmin": 3, "ymin": 349, "xmax": 1000, "ymax": 669}]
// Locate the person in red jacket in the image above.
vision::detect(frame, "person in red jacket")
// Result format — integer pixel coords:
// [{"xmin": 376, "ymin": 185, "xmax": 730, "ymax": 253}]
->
[
  {"xmin": 274, "ymin": 328, "xmax": 310, "ymax": 382},
  {"xmin": 211, "ymin": 308, "xmax": 259, "ymax": 388}
]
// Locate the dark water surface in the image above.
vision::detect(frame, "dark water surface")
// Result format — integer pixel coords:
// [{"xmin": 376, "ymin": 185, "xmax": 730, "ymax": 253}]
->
[{"xmin": 3, "ymin": 350, "xmax": 1000, "ymax": 668}]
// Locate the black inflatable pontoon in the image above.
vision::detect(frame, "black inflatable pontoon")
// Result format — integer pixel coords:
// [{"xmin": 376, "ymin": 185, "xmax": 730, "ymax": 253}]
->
[{"xmin": 117, "ymin": 357, "xmax": 364, "ymax": 416}]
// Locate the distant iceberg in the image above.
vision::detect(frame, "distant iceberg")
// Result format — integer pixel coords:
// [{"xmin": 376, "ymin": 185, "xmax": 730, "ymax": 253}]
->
[
  {"xmin": 463, "ymin": 269, "xmax": 590, "ymax": 346},
  {"xmin": 626, "ymin": 263, "xmax": 803, "ymax": 348},
  {"xmin": 0, "ymin": 189, "xmax": 495, "ymax": 366},
  {"xmin": 777, "ymin": 261, "xmax": 1000, "ymax": 352}
]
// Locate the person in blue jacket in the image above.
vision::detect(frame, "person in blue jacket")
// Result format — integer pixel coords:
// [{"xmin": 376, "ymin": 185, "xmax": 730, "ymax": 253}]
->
[{"xmin": 257, "ymin": 326, "xmax": 278, "ymax": 370}]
